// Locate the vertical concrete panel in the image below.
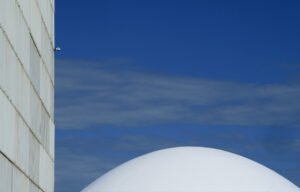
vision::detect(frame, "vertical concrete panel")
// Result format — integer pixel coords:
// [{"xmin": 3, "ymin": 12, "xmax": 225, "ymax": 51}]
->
[
  {"xmin": 40, "ymin": 62, "xmax": 53, "ymax": 119},
  {"xmin": 51, "ymin": 8, "xmax": 54, "ymax": 48},
  {"xmin": 30, "ymin": 86, "xmax": 42, "ymax": 141},
  {"xmin": 37, "ymin": 0, "xmax": 52, "ymax": 39},
  {"xmin": 0, "ymin": 154, "xmax": 13, "ymax": 192},
  {"xmin": 0, "ymin": 90, "xmax": 16, "ymax": 162},
  {"xmin": 0, "ymin": 20, "xmax": 31, "ymax": 129},
  {"xmin": 19, "ymin": 66, "xmax": 31, "ymax": 128},
  {"xmin": 29, "ymin": 181, "xmax": 39, "ymax": 192},
  {"xmin": 39, "ymin": 146, "xmax": 47, "ymax": 191},
  {"xmin": 16, "ymin": 0, "xmax": 31, "ymax": 27},
  {"xmin": 3, "ymin": 0, "xmax": 17, "ymax": 47},
  {"xmin": 14, "ymin": 59, "xmax": 25, "ymax": 119},
  {"xmin": 49, "ymin": 120, "xmax": 55, "ymax": 159},
  {"xmin": 41, "ymin": 22, "xmax": 54, "ymax": 83},
  {"xmin": 12, "ymin": 166, "xmax": 29, "ymax": 192},
  {"xmin": 39, "ymin": 146, "xmax": 54, "ymax": 192},
  {"xmin": 0, "ymin": 29, "xmax": 6, "ymax": 88},
  {"xmin": 14, "ymin": 58, "xmax": 26, "ymax": 118},
  {"xmin": 15, "ymin": 9, "xmax": 30, "ymax": 75},
  {"xmin": 14, "ymin": 115, "xmax": 29, "ymax": 176},
  {"xmin": 50, "ymin": 0, "xmax": 54, "ymax": 11},
  {"xmin": 3, "ymin": 42, "xmax": 31, "ymax": 128},
  {"xmin": 30, "ymin": 0, "xmax": 42, "ymax": 51},
  {"xmin": 1, "ymin": 0, "xmax": 54, "ymax": 190},
  {"xmin": 50, "ymin": 78, "xmax": 54, "ymax": 117},
  {"xmin": 30, "ymin": 36, "xmax": 41, "ymax": 94},
  {"xmin": 42, "ymin": 30, "xmax": 48, "ymax": 74},
  {"xmin": 5, "ymin": 43, "xmax": 18, "ymax": 104},
  {"xmin": 0, "ymin": 0, "xmax": 6, "ymax": 28},
  {"xmin": 28, "ymin": 132, "xmax": 40, "ymax": 185},
  {"xmin": 41, "ymin": 105, "xmax": 50, "ymax": 153}
]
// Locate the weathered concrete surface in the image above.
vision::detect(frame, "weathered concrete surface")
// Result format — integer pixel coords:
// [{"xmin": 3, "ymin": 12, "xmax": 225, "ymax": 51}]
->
[{"xmin": 0, "ymin": 0, "xmax": 55, "ymax": 191}]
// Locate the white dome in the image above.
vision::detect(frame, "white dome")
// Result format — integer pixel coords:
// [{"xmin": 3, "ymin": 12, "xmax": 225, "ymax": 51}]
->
[{"xmin": 81, "ymin": 147, "xmax": 300, "ymax": 192}]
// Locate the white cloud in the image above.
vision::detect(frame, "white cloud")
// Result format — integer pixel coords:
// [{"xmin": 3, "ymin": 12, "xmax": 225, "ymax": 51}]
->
[{"xmin": 55, "ymin": 59, "xmax": 300, "ymax": 129}]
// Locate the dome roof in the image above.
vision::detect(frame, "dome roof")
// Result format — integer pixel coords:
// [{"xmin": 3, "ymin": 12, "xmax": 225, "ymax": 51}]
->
[{"xmin": 82, "ymin": 147, "xmax": 300, "ymax": 192}]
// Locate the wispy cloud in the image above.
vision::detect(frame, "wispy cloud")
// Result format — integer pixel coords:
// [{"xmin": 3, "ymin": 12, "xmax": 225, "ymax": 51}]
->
[
  {"xmin": 55, "ymin": 59, "xmax": 300, "ymax": 129},
  {"xmin": 54, "ymin": 59, "xmax": 300, "ymax": 190}
]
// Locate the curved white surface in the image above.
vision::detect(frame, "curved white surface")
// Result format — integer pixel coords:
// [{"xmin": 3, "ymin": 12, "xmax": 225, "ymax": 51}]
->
[{"xmin": 82, "ymin": 147, "xmax": 300, "ymax": 192}]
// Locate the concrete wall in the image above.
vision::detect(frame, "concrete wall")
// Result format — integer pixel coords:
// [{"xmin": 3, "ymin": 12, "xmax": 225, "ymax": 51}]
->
[{"xmin": 0, "ymin": 0, "xmax": 55, "ymax": 191}]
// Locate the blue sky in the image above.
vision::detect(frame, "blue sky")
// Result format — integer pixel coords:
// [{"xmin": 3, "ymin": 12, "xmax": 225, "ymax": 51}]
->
[{"xmin": 55, "ymin": 0, "xmax": 300, "ymax": 191}]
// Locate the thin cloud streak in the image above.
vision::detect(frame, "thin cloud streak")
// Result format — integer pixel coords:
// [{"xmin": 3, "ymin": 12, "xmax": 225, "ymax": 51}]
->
[{"xmin": 55, "ymin": 59, "xmax": 300, "ymax": 129}]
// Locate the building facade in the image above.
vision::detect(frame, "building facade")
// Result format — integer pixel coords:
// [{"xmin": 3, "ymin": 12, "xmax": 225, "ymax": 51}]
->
[{"xmin": 0, "ymin": 0, "xmax": 55, "ymax": 191}]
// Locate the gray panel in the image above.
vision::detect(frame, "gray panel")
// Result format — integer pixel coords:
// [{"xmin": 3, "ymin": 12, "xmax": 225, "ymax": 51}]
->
[
  {"xmin": 3, "ymin": 37, "xmax": 18, "ymax": 108},
  {"xmin": 39, "ymin": 146, "xmax": 54, "ymax": 192},
  {"xmin": 1, "ymin": 0, "xmax": 54, "ymax": 191},
  {"xmin": 1, "ymin": 0, "xmax": 17, "ymax": 50},
  {"xmin": 30, "ymin": 86, "xmax": 42, "ymax": 142},
  {"xmin": 50, "ymin": 82, "xmax": 54, "ymax": 119},
  {"xmin": 15, "ymin": 1, "xmax": 30, "ymax": 73},
  {"xmin": 40, "ymin": 105, "xmax": 50, "ymax": 153},
  {"xmin": 41, "ymin": 23, "xmax": 54, "ymax": 83},
  {"xmin": 12, "ymin": 166, "xmax": 29, "ymax": 192},
  {"xmin": 49, "ymin": 120, "xmax": 55, "ymax": 159},
  {"xmin": 0, "ymin": 0, "xmax": 5, "ymax": 27},
  {"xmin": 0, "ymin": 29, "xmax": 6, "ymax": 91},
  {"xmin": 14, "ymin": 115, "xmax": 29, "ymax": 176},
  {"xmin": 0, "ymin": 154, "xmax": 13, "ymax": 192},
  {"xmin": 29, "ymin": 0, "xmax": 42, "ymax": 52},
  {"xmin": 15, "ymin": 0, "xmax": 30, "ymax": 33},
  {"xmin": 0, "ymin": 90, "xmax": 16, "ymax": 162},
  {"xmin": 29, "ymin": 181, "xmax": 39, "ymax": 192},
  {"xmin": 30, "ymin": 36, "xmax": 40, "ymax": 95},
  {"xmin": 40, "ymin": 56, "xmax": 53, "ymax": 119},
  {"xmin": 28, "ymin": 133, "xmax": 40, "ymax": 185}
]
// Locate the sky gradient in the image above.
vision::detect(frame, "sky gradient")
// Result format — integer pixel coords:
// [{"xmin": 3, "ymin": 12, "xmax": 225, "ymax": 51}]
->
[{"xmin": 55, "ymin": 0, "xmax": 300, "ymax": 191}]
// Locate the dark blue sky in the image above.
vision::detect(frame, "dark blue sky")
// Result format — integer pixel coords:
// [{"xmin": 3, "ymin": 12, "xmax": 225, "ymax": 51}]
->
[{"xmin": 55, "ymin": 0, "xmax": 300, "ymax": 191}]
